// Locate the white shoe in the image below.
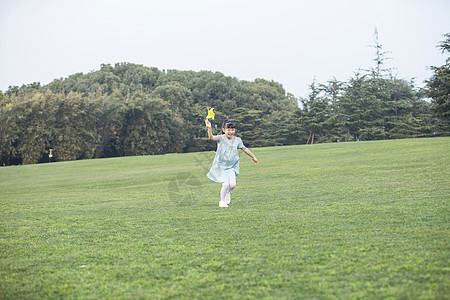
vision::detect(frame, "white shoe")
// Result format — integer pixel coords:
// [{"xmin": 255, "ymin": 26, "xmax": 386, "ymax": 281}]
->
[
  {"xmin": 219, "ymin": 201, "xmax": 228, "ymax": 207},
  {"xmin": 225, "ymin": 193, "xmax": 231, "ymax": 204}
]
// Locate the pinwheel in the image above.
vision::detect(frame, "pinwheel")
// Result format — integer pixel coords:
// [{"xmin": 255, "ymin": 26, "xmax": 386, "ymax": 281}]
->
[{"xmin": 206, "ymin": 107, "xmax": 215, "ymax": 120}]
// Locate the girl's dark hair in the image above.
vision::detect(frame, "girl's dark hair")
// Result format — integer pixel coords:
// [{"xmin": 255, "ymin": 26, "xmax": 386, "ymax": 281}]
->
[{"xmin": 221, "ymin": 118, "xmax": 235, "ymax": 133}]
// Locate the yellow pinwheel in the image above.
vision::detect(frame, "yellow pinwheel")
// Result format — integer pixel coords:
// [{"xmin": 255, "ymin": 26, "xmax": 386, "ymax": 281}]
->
[{"xmin": 206, "ymin": 107, "xmax": 215, "ymax": 120}]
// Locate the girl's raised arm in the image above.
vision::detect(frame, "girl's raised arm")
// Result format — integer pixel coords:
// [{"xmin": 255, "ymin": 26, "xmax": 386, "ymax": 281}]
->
[{"xmin": 205, "ymin": 119, "xmax": 220, "ymax": 141}]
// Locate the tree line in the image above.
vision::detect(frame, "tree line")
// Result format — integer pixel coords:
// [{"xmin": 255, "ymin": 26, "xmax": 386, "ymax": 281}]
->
[{"xmin": 0, "ymin": 34, "xmax": 448, "ymax": 165}]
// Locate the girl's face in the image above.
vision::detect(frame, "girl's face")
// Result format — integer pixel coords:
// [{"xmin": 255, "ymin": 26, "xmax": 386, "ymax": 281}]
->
[{"xmin": 223, "ymin": 126, "xmax": 235, "ymax": 140}]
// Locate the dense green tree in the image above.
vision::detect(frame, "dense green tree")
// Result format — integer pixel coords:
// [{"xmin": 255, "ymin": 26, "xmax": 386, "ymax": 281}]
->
[
  {"xmin": 426, "ymin": 33, "xmax": 450, "ymax": 130},
  {"xmin": 298, "ymin": 80, "xmax": 333, "ymax": 144},
  {"xmin": 230, "ymin": 108, "xmax": 265, "ymax": 147},
  {"xmin": 122, "ymin": 93, "xmax": 184, "ymax": 156},
  {"xmin": 319, "ymin": 78, "xmax": 346, "ymax": 142},
  {"xmin": 52, "ymin": 92, "xmax": 98, "ymax": 161},
  {"xmin": 114, "ymin": 63, "xmax": 161, "ymax": 96},
  {"xmin": 1, "ymin": 91, "xmax": 56, "ymax": 164},
  {"xmin": 92, "ymin": 89, "xmax": 127, "ymax": 158},
  {"xmin": 260, "ymin": 109, "xmax": 298, "ymax": 146},
  {"xmin": 151, "ymin": 82, "xmax": 193, "ymax": 117},
  {"xmin": 340, "ymin": 74, "xmax": 385, "ymax": 141},
  {"xmin": 0, "ymin": 90, "xmax": 6, "ymax": 106},
  {"xmin": 384, "ymin": 79, "xmax": 423, "ymax": 138}
]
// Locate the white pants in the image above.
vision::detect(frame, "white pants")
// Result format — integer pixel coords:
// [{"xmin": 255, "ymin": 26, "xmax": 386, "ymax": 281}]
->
[{"xmin": 220, "ymin": 178, "xmax": 236, "ymax": 202}]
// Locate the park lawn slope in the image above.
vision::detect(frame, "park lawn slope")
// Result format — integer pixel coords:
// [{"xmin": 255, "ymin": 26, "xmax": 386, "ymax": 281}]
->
[{"xmin": 0, "ymin": 137, "xmax": 449, "ymax": 299}]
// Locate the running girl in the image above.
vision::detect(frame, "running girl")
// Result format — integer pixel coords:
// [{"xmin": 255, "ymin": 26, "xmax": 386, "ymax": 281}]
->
[{"xmin": 205, "ymin": 118, "xmax": 259, "ymax": 207}]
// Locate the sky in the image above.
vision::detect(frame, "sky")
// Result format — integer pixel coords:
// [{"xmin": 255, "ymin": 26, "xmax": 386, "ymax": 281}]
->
[{"xmin": 0, "ymin": 0, "xmax": 449, "ymax": 98}]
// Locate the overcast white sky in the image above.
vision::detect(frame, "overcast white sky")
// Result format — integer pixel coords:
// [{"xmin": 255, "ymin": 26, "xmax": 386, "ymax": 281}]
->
[{"xmin": 0, "ymin": 0, "xmax": 449, "ymax": 98}]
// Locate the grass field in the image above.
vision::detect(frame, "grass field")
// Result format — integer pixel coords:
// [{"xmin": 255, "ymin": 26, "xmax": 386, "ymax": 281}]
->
[{"xmin": 1, "ymin": 137, "xmax": 449, "ymax": 299}]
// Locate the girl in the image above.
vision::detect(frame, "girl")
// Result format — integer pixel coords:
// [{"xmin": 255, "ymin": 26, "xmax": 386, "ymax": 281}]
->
[{"xmin": 205, "ymin": 118, "xmax": 259, "ymax": 207}]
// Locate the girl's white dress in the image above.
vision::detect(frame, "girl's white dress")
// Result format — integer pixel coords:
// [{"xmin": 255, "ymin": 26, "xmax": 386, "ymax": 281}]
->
[{"xmin": 207, "ymin": 134, "xmax": 244, "ymax": 183}]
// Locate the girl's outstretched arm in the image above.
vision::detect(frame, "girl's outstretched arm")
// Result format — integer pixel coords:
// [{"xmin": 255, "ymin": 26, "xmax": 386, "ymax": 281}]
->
[
  {"xmin": 205, "ymin": 119, "xmax": 220, "ymax": 141},
  {"xmin": 241, "ymin": 146, "xmax": 259, "ymax": 163}
]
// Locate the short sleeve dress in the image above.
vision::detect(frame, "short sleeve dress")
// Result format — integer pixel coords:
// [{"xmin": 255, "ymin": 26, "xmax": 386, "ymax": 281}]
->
[{"xmin": 207, "ymin": 134, "xmax": 244, "ymax": 183}]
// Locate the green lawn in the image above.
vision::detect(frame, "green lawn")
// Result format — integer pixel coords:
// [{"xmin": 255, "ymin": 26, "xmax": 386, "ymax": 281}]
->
[{"xmin": 1, "ymin": 137, "xmax": 449, "ymax": 299}]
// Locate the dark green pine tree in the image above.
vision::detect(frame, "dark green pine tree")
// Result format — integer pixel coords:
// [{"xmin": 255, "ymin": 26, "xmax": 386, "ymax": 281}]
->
[
  {"xmin": 299, "ymin": 80, "xmax": 333, "ymax": 144},
  {"xmin": 426, "ymin": 33, "xmax": 450, "ymax": 133}
]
